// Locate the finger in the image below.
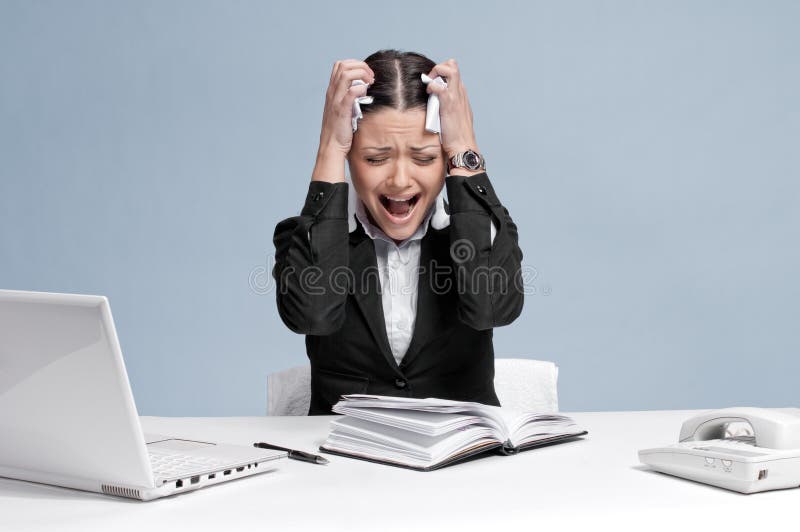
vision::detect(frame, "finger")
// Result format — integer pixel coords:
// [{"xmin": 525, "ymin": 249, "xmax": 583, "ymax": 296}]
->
[
  {"xmin": 341, "ymin": 63, "xmax": 375, "ymax": 84},
  {"xmin": 426, "ymin": 62, "xmax": 459, "ymax": 85},
  {"xmin": 345, "ymin": 79, "xmax": 370, "ymax": 101},
  {"xmin": 329, "ymin": 59, "xmax": 359, "ymax": 83},
  {"xmin": 337, "ymin": 66, "xmax": 374, "ymax": 93},
  {"xmin": 335, "ymin": 61, "xmax": 375, "ymax": 91},
  {"xmin": 333, "ymin": 67, "xmax": 373, "ymax": 106},
  {"xmin": 425, "ymin": 79, "xmax": 449, "ymax": 95},
  {"xmin": 346, "ymin": 59, "xmax": 375, "ymax": 80},
  {"xmin": 329, "ymin": 59, "xmax": 371, "ymax": 87},
  {"xmin": 338, "ymin": 59, "xmax": 375, "ymax": 81},
  {"xmin": 329, "ymin": 60, "xmax": 340, "ymax": 85},
  {"xmin": 354, "ymin": 60, "xmax": 375, "ymax": 80},
  {"xmin": 327, "ymin": 62, "xmax": 339, "ymax": 97}
]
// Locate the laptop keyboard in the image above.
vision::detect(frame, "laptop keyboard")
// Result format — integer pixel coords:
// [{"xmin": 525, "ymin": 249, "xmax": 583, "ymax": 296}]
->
[{"xmin": 149, "ymin": 449, "xmax": 229, "ymax": 479}]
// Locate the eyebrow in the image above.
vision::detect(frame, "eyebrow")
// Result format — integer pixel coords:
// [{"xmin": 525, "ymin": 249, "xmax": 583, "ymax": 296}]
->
[{"xmin": 361, "ymin": 144, "xmax": 440, "ymax": 152}]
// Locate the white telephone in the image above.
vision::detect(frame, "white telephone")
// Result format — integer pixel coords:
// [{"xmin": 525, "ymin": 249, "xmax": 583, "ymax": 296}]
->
[{"xmin": 638, "ymin": 407, "xmax": 800, "ymax": 493}]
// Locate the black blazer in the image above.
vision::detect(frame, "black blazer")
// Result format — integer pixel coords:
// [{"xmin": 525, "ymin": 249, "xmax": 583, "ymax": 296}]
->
[{"xmin": 272, "ymin": 172, "xmax": 524, "ymax": 415}]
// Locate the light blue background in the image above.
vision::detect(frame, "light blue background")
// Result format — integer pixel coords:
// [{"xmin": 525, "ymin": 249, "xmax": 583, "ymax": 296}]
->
[{"xmin": 2, "ymin": 1, "xmax": 798, "ymax": 416}]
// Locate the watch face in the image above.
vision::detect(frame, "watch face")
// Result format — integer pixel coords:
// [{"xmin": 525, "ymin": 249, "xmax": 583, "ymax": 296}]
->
[{"xmin": 463, "ymin": 150, "xmax": 480, "ymax": 170}]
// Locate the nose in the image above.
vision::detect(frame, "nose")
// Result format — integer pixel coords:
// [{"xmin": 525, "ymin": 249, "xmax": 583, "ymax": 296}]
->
[{"xmin": 387, "ymin": 161, "xmax": 413, "ymax": 191}]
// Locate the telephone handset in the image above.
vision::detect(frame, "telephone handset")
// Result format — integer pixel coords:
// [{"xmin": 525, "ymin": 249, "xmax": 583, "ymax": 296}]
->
[
  {"xmin": 678, "ymin": 407, "xmax": 800, "ymax": 449},
  {"xmin": 639, "ymin": 407, "xmax": 800, "ymax": 493}
]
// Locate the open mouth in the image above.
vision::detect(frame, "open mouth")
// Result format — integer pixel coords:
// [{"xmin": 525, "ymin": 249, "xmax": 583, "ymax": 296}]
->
[{"xmin": 378, "ymin": 193, "xmax": 420, "ymax": 222}]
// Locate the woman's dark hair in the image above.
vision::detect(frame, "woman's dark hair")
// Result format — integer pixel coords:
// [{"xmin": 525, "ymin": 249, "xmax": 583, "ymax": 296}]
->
[{"xmin": 361, "ymin": 49, "xmax": 436, "ymax": 116}]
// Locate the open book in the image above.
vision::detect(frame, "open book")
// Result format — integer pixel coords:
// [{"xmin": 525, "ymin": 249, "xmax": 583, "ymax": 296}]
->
[{"xmin": 319, "ymin": 394, "xmax": 588, "ymax": 471}]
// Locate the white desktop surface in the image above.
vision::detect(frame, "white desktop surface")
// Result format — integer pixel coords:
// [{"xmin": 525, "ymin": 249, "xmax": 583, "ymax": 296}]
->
[{"xmin": 0, "ymin": 410, "xmax": 795, "ymax": 532}]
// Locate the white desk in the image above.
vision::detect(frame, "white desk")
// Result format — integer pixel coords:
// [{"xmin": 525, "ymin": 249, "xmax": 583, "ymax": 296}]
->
[{"xmin": 1, "ymin": 411, "xmax": 795, "ymax": 532}]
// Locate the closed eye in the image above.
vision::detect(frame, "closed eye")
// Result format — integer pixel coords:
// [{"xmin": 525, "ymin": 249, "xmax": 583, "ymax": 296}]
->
[{"xmin": 366, "ymin": 157, "xmax": 437, "ymax": 165}]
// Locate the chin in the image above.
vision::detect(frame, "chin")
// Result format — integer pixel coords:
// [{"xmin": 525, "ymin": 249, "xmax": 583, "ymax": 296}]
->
[{"xmin": 383, "ymin": 226, "xmax": 417, "ymax": 242}]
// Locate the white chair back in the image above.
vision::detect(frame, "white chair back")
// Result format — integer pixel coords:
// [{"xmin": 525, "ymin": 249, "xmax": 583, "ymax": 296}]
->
[
  {"xmin": 266, "ymin": 358, "xmax": 559, "ymax": 416},
  {"xmin": 266, "ymin": 365, "xmax": 311, "ymax": 416},
  {"xmin": 493, "ymin": 358, "xmax": 559, "ymax": 412}
]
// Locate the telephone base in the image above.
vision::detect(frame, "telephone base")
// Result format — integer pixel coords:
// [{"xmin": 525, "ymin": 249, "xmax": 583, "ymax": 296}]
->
[{"xmin": 639, "ymin": 439, "xmax": 800, "ymax": 494}]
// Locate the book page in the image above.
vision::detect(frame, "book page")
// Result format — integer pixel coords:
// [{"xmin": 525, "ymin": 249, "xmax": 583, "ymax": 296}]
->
[
  {"xmin": 335, "ymin": 395, "xmax": 510, "ymax": 437},
  {"xmin": 329, "ymin": 416, "xmax": 500, "ymax": 464},
  {"xmin": 333, "ymin": 406, "xmax": 502, "ymax": 437},
  {"xmin": 508, "ymin": 413, "xmax": 586, "ymax": 448}
]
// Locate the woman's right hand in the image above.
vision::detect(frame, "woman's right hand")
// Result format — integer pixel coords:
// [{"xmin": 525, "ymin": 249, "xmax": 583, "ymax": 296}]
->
[{"xmin": 312, "ymin": 59, "xmax": 375, "ymax": 183}]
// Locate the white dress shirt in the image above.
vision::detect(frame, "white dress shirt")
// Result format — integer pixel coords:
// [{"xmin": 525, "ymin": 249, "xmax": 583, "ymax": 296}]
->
[{"xmin": 353, "ymin": 196, "xmax": 497, "ymax": 366}]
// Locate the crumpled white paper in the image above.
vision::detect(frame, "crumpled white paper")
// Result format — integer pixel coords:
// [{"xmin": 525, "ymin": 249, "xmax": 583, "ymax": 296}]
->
[
  {"xmin": 420, "ymin": 73, "xmax": 447, "ymax": 142},
  {"xmin": 350, "ymin": 79, "xmax": 374, "ymax": 132}
]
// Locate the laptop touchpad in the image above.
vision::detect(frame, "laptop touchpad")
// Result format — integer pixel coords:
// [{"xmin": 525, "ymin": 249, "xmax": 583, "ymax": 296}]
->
[{"xmin": 147, "ymin": 439, "xmax": 216, "ymax": 451}]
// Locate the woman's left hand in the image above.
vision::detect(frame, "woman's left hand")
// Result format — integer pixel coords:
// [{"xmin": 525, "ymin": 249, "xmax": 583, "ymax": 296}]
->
[{"xmin": 424, "ymin": 59, "xmax": 480, "ymax": 160}]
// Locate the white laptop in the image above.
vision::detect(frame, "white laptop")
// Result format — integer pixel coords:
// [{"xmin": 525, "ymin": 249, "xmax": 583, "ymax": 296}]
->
[{"xmin": 0, "ymin": 289, "xmax": 286, "ymax": 501}]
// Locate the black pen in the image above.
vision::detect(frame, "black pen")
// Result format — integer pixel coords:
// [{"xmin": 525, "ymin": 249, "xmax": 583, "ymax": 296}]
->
[{"xmin": 253, "ymin": 442, "xmax": 329, "ymax": 465}]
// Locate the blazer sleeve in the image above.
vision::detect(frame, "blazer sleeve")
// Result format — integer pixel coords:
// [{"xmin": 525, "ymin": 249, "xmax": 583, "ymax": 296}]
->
[
  {"xmin": 272, "ymin": 180, "xmax": 350, "ymax": 335},
  {"xmin": 445, "ymin": 171, "xmax": 524, "ymax": 330}
]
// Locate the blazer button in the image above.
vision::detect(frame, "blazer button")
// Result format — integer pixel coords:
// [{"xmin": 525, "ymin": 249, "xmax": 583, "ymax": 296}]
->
[
  {"xmin": 475, "ymin": 185, "xmax": 486, "ymax": 194},
  {"xmin": 394, "ymin": 378, "xmax": 407, "ymax": 389}
]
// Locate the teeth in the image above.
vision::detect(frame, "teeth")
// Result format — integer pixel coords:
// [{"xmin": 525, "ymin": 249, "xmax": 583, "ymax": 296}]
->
[{"xmin": 384, "ymin": 194, "xmax": 415, "ymax": 202}]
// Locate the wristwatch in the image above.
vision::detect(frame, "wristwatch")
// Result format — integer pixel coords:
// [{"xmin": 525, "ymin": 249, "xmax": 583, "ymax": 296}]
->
[{"xmin": 448, "ymin": 149, "xmax": 486, "ymax": 172}]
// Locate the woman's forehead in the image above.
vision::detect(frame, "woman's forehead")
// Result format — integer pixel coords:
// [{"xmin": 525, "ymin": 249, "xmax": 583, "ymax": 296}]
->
[{"xmin": 355, "ymin": 108, "xmax": 440, "ymax": 150}]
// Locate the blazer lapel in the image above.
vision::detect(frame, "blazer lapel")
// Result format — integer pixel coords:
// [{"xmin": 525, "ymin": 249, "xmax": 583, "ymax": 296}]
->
[{"xmin": 349, "ymin": 220, "xmax": 402, "ymax": 375}]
